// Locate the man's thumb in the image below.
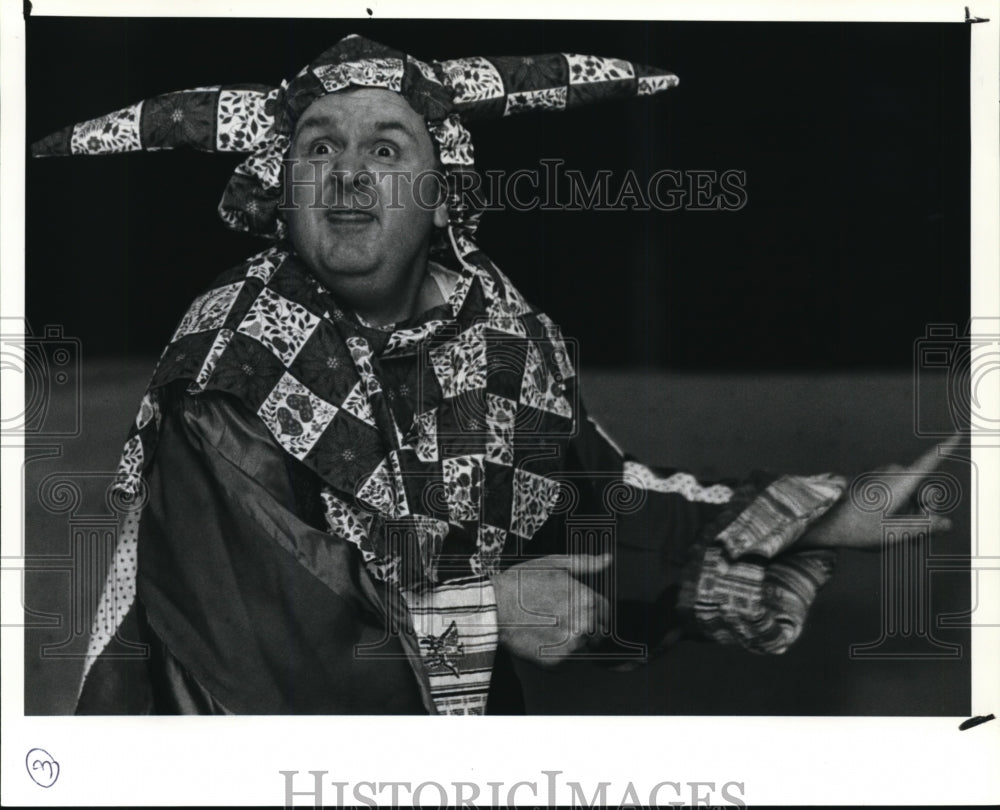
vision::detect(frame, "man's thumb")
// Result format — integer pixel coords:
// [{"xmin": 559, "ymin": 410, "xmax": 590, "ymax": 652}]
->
[{"xmin": 565, "ymin": 552, "xmax": 613, "ymax": 577}]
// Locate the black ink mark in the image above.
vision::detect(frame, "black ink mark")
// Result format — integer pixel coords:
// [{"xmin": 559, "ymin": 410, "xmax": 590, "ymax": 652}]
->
[
  {"xmin": 23, "ymin": 0, "xmax": 32, "ymax": 20},
  {"xmin": 26, "ymin": 748, "xmax": 59, "ymax": 788},
  {"xmin": 965, "ymin": 6, "xmax": 990, "ymax": 22},
  {"xmin": 959, "ymin": 713, "xmax": 995, "ymax": 730},
  {"xmin": 366, "ymin": 7, "xmax": 373, "ymax": 16}
]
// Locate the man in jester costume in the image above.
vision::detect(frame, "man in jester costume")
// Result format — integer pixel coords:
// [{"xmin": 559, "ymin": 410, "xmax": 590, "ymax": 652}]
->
[{"xmin": 32, "ymin": 34, "xmax": 952, "ymax": 714}]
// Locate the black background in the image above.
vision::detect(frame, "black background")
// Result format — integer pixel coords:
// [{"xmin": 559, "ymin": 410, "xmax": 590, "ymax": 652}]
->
[
  {"xmin": 22, "ymin": 17, "xmax": 974, "ymax": 717},
  {"xmin": 25, "ymin": 18, "xmax": 970, "ymax": 369}
]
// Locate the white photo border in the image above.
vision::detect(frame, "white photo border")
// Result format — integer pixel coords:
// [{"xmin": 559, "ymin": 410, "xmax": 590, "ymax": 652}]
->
[{"xmin": 2, "ymin": 0, "xmax": 998, "ymax": 806}]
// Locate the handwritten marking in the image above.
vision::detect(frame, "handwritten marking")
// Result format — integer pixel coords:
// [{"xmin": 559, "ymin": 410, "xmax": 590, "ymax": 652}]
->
[
  {"xmin": 26, "ymin": 748, "xmax": 60, "ymax": 788},
  {"xmin": 959, "ymin": 713, "xmax": 995, "ymax": 731}
]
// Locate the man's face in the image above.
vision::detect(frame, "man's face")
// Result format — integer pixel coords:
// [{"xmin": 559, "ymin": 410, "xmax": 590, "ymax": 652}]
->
[{"xmin": 282, "ymin": 88, "xmax": 447, "ymax": 299}]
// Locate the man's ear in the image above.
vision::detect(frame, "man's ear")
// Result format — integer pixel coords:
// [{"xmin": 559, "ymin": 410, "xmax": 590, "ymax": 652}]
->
[
  {"xmin": 433, "ymin": 198, "xmax": 449, "ymax": 228},
  {"xmin": 432, "ymin": 167, "xmax": 449, "ymax": 227}
]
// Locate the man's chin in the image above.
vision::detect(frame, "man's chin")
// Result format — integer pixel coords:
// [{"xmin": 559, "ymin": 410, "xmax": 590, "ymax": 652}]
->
[
  {"xmin": 312, "ymin": 250, "xmax": 379, "ymax": 278},
  {"xmin": 305, "ymin": 254, "xmax": 382, "ymax": 293},
  {"xmin": 319, "ymin": 262, "xmax": 375, "ymax": 276}
]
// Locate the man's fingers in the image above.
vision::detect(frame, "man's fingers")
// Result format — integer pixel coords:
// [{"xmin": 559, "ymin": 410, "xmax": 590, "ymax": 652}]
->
[
  {"xmin": 908, "ymin": 434, "xmax": 961, "ymax": 475},
  {"xmin": 518, "ymin": 553, "xmax": 613, "ymax": 577},
  {"xmin": 564, "ymin": 552, "xmax": 613, "ymax": 578},
  {"xmin": 909, "ymin": 439, "xmax": 953, "ymax": 475},
  {"xmin": 937, "ymin": 432, "xmax": 964, "ymax": 455},
  {"xmin": 569, "ymin": 589, "xmax": 609, "ymax": 638},
  {"xmin": 592, "ymin": 591, "xmax": 610, "ymax": 636},
  {"xmin": 884, "ymin": 439, "xmax": 958, "ymax": 510}
]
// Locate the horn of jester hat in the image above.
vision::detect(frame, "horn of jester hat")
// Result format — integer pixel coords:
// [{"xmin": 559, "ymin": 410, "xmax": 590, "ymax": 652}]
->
[{"xmin": 32, "ymin": 34, "xmax": 679, "ymax": 255}]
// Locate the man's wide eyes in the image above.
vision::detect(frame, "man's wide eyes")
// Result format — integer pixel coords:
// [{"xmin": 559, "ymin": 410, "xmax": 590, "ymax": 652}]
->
[{"xmin": 306, "ymin": 141, "xmax": 399, "ymax": 158}]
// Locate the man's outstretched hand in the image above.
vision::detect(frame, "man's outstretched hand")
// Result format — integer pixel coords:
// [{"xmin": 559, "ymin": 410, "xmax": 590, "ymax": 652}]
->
[
  {"xmin": 800, "ymin": 438, "xmax": 959, "ymax": 551},
  {"xmin": 490, "ymin": 553, "xmax": 611, "ymax": 668}
]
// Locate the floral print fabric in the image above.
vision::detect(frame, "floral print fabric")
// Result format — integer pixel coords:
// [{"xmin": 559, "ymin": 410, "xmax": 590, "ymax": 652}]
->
[
  {"xmin": 114, "ymin": 245, "xmax": 577, "ymax": 594},
  {"xmin": 32, "ymin": 34, "xmax": 680, "ymax": 248}
]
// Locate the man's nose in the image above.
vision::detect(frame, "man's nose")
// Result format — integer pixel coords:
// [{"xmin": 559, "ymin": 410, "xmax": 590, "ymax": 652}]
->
[{"xmin": 328, "ymin": 149, "xmax": 368, "ymax": 189}]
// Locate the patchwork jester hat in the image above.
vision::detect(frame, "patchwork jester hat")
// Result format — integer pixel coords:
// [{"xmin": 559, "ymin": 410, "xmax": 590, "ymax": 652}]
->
[{"xmin": 31, "ymin": 33, "xmax": 678, "ymax": 257}]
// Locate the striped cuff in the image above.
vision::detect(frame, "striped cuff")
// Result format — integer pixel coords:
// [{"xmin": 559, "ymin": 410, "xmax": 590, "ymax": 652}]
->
[
  {"xmin": 400, "ymin": 576, "xmax": 499, "ymax": 715},
  {"xmin": 682, "ymin": 473, "xmax": 846, "ymax": 654}
]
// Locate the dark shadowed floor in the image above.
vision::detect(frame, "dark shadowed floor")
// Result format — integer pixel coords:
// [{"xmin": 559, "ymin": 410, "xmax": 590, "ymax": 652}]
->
[{"xmin": 23, "ymin": 360, "xmax": 970, "ymax": 715}]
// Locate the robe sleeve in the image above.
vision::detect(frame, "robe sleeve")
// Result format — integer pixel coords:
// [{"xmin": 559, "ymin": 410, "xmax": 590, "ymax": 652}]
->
[{"xmin": 564, "ymin": 396, "xmax": 846, "ymax": 659}]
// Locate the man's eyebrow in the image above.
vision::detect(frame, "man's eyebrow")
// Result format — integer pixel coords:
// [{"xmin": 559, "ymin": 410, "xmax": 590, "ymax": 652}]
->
[
  {"xmin": 370, "ymin": 121, "xmax": 420, "ymax": 142},
  {"xmin": 295, "ymin": 114, "xmax": 339, "ymax": 135}
]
